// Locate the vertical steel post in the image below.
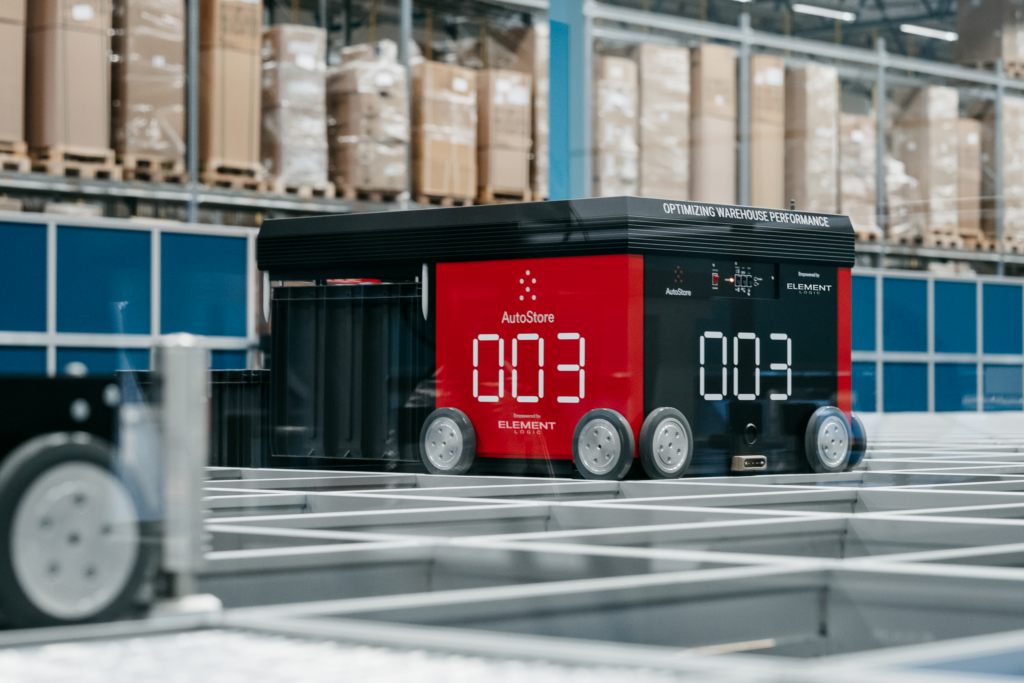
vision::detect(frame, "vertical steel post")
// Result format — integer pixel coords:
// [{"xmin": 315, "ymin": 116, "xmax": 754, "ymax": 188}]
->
[
  {"xmin": 874, "ymin": 38, "xmax": 887, "ymax": 240},
  {"xmin": 320, "ymin": 0, "xmax": 328, "ymax": 29},
  {"xmin": 737, "ymin": 12, "xmax": 751, "ymax": 206},
  {"xmin": 186, "ymin": 0, "xmax": 200, "ymax": 224},
  {"xmin": 549, "ymin": 0, "xmax": 591, "ymax": 200},
  {"xmin": 157, "ymin": 335, "xmax": 210, "ymax": 597},
  {"xmin": 399, "ymin": 0, "xmax": 413, "ymax": 198},
  {"xmin": 995, "ymin": 60, "xmax": 1005, "ymax": 275}
]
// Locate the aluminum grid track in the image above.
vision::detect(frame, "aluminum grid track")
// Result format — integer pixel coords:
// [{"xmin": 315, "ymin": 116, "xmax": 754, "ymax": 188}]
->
[{"xmin": 7, "ymin": 414, "xmax": 1024, "ymax": 680}]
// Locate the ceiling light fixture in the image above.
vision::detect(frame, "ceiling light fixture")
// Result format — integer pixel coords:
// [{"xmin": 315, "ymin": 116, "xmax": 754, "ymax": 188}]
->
[
  {"xmin": 899, "ymin": 24, "xmax": 958, "ymax": 41},
  {"xmin": 791, "ymin": 4, "xmax": 857, "ymax": 22}
]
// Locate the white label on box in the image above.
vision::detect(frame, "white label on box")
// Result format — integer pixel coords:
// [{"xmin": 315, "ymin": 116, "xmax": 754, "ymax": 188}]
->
[
  {"xmin": 496, "ymin": 78, "xmax": 512, "ymax": 93},
  {"xmin": 384, "ymin": 163, "xmax": 404, "ymax": 177},
  {"xmin": 152, "ymin": 55, "xmax": 166, "ymax": 69},
  {"xmin": 765, "ymin": 67, "xmax": 783, "ymax": 86},
  {"xmin": 288, "ymin": 40, "xmax": 318, "ymax": 55},
  {"xmin": 296, "ymin": 54, "xmax": 317, "ymax": 70},
  {"xmin": 815, "ymin": 126, "xmax": 833, "ymax": 138},
  {"xmin": 968, "ymin": 132, "xmax": 979, "ymax": 145},
  {"xmin": 375, "ymin": 72, "xmax": 395, "ymax": 87},
  {"xmin": 851, "ymin": 130, "xmax": 865, "ymax": 143},
  {"xmin": 452, "ymin": 77, "xmax": 469, "ymax": 93},
  {"xmin": 610, "ymin": 65, "xmax": 624, "ymax": 79},
  {"xmin": 508, "ymin": 86, "xmax": 530, "ymax": 107},
  {"xmin": 72, "ymin": 4, "xmax": 95, "ymax": 21},
  {"xmin": 714, "ymin": 94, "xmax": 724, "ymax": 107}
]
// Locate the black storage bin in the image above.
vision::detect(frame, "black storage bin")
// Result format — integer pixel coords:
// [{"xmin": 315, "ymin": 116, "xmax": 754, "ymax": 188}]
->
[
  {"xmin": 269, "ymin": 283, "xmax": 434, "ymax": 468},
  {"xmin": 118, "ymin": 369, "xmax": 269, "ymax": 469}
]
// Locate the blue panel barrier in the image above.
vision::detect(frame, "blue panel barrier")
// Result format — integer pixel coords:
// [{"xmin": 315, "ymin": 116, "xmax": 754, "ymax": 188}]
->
[
  {"xmin": 852, "ymin": 276, "xmax": 875, "ymax": 352},
  {"xmin": 56, "ymin": 348, "xmax": 150, "ymax": 375},
  {"xmin": 935, "ymin": 363, "xmax": 978, "ymax": 412},
  {"xmin": 212, "ymin": 349, "xmax": 247, "ymax": 370},
  {"xmin": 161, "ymin": 233, "xmax": 247, "ymax": 337},
  {"xmin": 57, "ymin": 227, "xmax": 151, "ymax": 335},
  {"xmin": 984, "ymin": 364, "xmax": 1023, "ymax": 411},
  {"xmin": 851, "ymin": 362, "xmax": 876, "ymax": 412},
  {"xmin": 0, "ymin": 223, "xmax": 46, "ymax": 332},
  {"xmin": 935, "ymin": 281, "xmax": 976, "ymax": 354},
  {"xmin": 884, "ymin": 362, "xmax": 928, "ymax": 412},
  {"xmin": 0, "ymin": 347, "xmax": 47, "ymax": 375},
  {"xmin": 983, "ymin": 284, "xmax": 1023, "ymax": 355},
  {"xmin": 883, "ymin": 278, "xmax": 927, "ymax": 352}
]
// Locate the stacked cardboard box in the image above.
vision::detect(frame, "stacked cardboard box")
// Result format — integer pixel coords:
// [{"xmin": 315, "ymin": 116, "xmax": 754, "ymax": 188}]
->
[
  {"xmin": 27, "ymin": 0, "xmax": 113, "ymax": 151},
  {"xmin": 690, "ymin": 44, "xmax": 736, "ymax": 204},
  {"xmin": 750, "ymin": 55, "xmax": 784, "ymax": 209},
  {"xmin": 112, "ymin": 0, "xmax": 186, "ymax": 177},
  {"xmin": 328, "ymin": 41, "xmax": 408, "ymax": 197},
  {"xmin": 955, "ymin": 0, "xmax": 1024, "ymax": 72},
  {"xmin": 785, "ymin": 65, "xmax": 838, "ymax": 213},
  {"xmin": 635, "ymin": 44, "xmax": 689, "ymax": 200},
  {"xmin": 892, "ymin": 87, "xmax": 960, "ymax": 247},
  {"xmin": 838, "ymin": 114, "xmax": 880, "ymax": 239},
  {"xmin": 413, "ymin": 61, "xmax": 477, "ymax": 201},
  {"xmin": 0, "ymin": 0, "xmax": 25, "ymax": 149},
  {"xmin": 519, "ymin": 23, "xmax": 549, "ymax": 200},
  {"xmin": 983, "ymin": 96, "xmax": 1024, "ymax": 250},
  {"xmin": 200, "ymin": 0, "xmax": 262, "ymax": 177},
  {"xmin": 957, "ymin": 119, "xmax": 984, "ymax": 246},
  {"xmin": 886, "ymin": 155, "xmax": 925, "ymax": 242},
  {"xmin": 477, "ymin": 69, "xmax": 532, "ymax": 201},
  {"xmin": 593, "ymin": 56, "xmax": 638, "ymax": 197},
  {"xmin": 261, "ymin": 25, "xmax": 328, "ymax": 192}
]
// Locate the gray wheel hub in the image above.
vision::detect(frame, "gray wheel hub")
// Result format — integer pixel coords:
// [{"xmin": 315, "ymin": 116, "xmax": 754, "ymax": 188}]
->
[
  {"xmin": 815, "ymin": 415, "xmax": 850, "ymax": 469},
  {"xmin": 577, "ymin": 418, "xmax": 622, "ymax": 476},
  {"xmin": 11, "ymin": 462, "xmax": 140, "ymax": 620},
  {"xmin": 652, "ymin": 418, "xmax": 687, "ymax": 474},
  {"xmin": 423, "ymin": 417, "xmax": 464, "ymax": 471}
]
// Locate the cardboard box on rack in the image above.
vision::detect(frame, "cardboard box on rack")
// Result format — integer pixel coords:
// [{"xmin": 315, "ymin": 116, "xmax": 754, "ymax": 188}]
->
[
  {"xmin": 477, "ymin": 69, "xmax": 532, "ymax": 150},
  {"xmin": 200, "ymin": 0, "xmax": 261, "ymax": 53},
  {"xmin": 983, "ymin": 96, "xmax": 1024, "ymax": 247},
  {"xmin": 690, "ymin": 44, "xmax": 736, "ymax": 203},
  {"xmin": 785, "ymin": 64, "xmax": 838, "ymax": 213},
  {"xmin": 332, "ymin": 139, "xmax": 407, "ymax": 193},
  {"xmin": 412, "ymin": 61, "xmax": 477, "ymax": 199},
  {"xmin": 750, "ymin": 54, "xmax": 784, "ymax": 208},
  {"xmin": 691, "ymin": 43, "xmax": 735, "ymax": 120},
  {"xmin": 517, "ymin": 23, "xmax": 549, "ymax": 199},
  {"xmin": 593, "ymin": 55, "xmax": 638, "ymax": 197},
  {"xmin": 839, "ymin": 113, "xmax": 880, "ymax": 237},
  {"xmin": 958, "ymin": 119, "xmax": 983, "ymax": 239},
  {"xmin": 112, "ymin": 0, "xmax": 186, "ymax": 160},
  {"xmin": 0, "ymin": 3, "xmax": 25, "ymax": 145},
  {"xmin": 634, "ymin": 43, "xmax": 689, "ymax": 200},
  {"xmin": 26, "ymin": 4, "xmax": 112, "ymax": 151},
  {"xmin": 201, "ymin": 46, "xmax": 262, "ymax": 166}
]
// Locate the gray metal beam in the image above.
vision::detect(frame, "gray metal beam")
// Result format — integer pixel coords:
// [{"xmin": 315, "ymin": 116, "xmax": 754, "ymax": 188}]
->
[
  {"xmin": 399, "ymin": 0, "xmax": 413, "ymax": 197},
  {"xmin": 186, "ymin": 0, "xmax": 200, "ymax": 223},
  {"xmin": 875, "ymin": 38, "xmax": 887, "ymax": 239},
  {"xmin": 737, "ymin": 12, "xmax": 752, "ymax": 207}
]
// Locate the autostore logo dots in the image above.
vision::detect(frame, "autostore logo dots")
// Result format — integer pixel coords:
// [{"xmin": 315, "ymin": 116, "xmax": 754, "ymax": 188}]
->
[{"xmin": 519, "ymin": 270, "xmax": 536, "ymax": 301}]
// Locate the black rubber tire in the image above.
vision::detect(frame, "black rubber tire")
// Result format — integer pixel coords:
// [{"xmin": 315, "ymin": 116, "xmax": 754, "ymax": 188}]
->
[
  {"xmin": 419, "ymin": 408, "xmax": 477, "ymax": 475},
  {"xmin": 638, "ymin": 407, "xmax": 693, "ymax": 479},
  {"xmin": 803, "ymin": 406, "xmax": 852, "ymax": 474},
  {"xmin": 572, "ymin": 409, "xmax": 635, "ymax": 481},
  {"xmin": 0, "ymin": 432, "xmax": 154, "ymax": 628},
  {"xmin": 847, "ymin": 414, "xmax": 868, "ymax": 470}
]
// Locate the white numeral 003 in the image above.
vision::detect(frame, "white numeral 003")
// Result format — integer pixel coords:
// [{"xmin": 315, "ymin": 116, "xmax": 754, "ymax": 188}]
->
[
  {"xmin": 473, "ymin": 333, "xmax": 585, "ymax": 404},
  {"xmin": 699, "ymin": 332, "xmax": 791, "ymax": 401}
]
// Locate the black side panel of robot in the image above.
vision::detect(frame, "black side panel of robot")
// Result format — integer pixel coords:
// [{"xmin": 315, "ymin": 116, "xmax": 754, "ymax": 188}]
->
[
  {"xmin": 268, "ymin": 284, "xmax": 435, "ymax": 469},
  {"xmin": 0, "ymin": 377, "xmax": 118, "ymax": 458}
]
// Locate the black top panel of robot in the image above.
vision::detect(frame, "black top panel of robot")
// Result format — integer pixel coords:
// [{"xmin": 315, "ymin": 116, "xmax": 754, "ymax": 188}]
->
[{"xmin": 258, "ymin": 196, "xmax": 855, "ymax": 278}]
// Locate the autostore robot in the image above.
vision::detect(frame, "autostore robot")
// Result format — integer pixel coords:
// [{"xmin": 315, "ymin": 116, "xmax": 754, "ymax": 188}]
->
[{"xmin": 259, "ymin": 196, "xmax": 866, "ymax": 480}]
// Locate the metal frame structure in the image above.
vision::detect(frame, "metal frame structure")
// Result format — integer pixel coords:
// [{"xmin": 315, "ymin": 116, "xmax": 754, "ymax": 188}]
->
[
  {"xmin": 5, "ymin": 413, "xmax": 1024, "ymax": 680},
  {"xmin": 854, "ymin": 265, "xmax": 1024, "ymax": 413},
  {"xmin": 0, "ymin": 210, "xmax": 259, "ymax": 376}
]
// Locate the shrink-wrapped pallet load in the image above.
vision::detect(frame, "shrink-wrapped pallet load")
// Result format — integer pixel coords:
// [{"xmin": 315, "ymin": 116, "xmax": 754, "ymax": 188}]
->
[
  {"xmin": 892, "ymin": 87, "xmax": 960, "ymax": 247},
  {"xmin": 328, "ymin": 41, "xmax": 409, "ymax": 199},
  {"xmin": 477, "ymin": 69, "xmax": 532, "ymax": 202},
  {"xmin": 27, "ymin": 0, "xmax": 119, "ymax": 178},
  {"xmin": 838, "ymin": 114, "xmax": 880, "ymax": 239},
  {"xmin": 0, "ymin": 0, "xmax": 27, "ymax": 164},
  {"xmin": 785, "ymin": 65, "xmax": 837, "ymax": 214},
  {"xmin": 592, "ymin": 56, "xmax": 638, "ymax": 198},
  {"xmin": 413, "ymin": 61, "xmax": 477, "ymax": 204},
  {"xmin": 750, "ymin": 54, "xmax": 784, "ymax": 209},
  {"xmin": 690, "ymin": 44, "xmax": 736, "ymax": 204},
  {"xmin": 634, "ymin": 44, "xmax": 689, "ymax": 200},
  {"xmin": 983, "ymin": 96, "xmax": 1024, "ymax": 250},
  {"xmin": 261, "ymin": 25, "xmax": 330, "ymax": 196},
  {"xmin": 200, "ymin": 0, "xmax": 263, "ymax": 188},
  {"xmin": 518, "ymin": 23, "xmax": 549, "ymax": 200},
  {"xmin": 956, "ymin": 0, "xmax": 1024, "ymax": 74},
  {"xmin": 958, "ymin": 118, "xmax": 984, "ymax": 247},
  {"xmin": 113, "ymin": 0, "xmax": 186, "ymax": 182}
]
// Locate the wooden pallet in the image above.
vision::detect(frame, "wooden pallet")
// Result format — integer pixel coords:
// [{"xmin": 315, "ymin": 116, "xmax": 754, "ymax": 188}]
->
[
  {"xmin": 269, "ymin": 178, "xmax": 336, "ymax": 199},
  {"xmin": 922, "ymin": 234, "xmax": 965, "ymax": 249},
  {"xmin": 201, "ymin": 160, "xmax": 265, "ymax": 191},
  {"xmin": 973, "ymin": 61, "xmax": 1024, "ymax": 79},
  {"xmin": 854, "ymin": 229, "xmax": 882, "ymax": 243},
  {"xmin": 415, "ymin": 194, "xmax": 474, "ymax": 207},
  {"xmin": 121, "ymin": 154, "xmax": 187, "ymax": 184},
  {"xmin": 0, "ymin": 149, "xmax": 30, "ymax": 173},
  {"xmin": 962, "ymin": 235, "xmax": 997, "ymax": 251},
  {"xmin": 337, "ymin": 185, "xmax": 404, "ymax": 202},
  {"xmin": 478, "ymin": 187, "xmax": 532, "ymax": 205},
  {"xmin": 30, "ymin": 145, "xmax": 121, "ymax": 180}
]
